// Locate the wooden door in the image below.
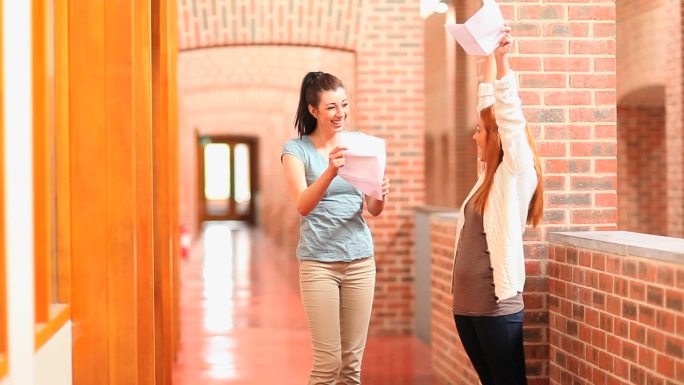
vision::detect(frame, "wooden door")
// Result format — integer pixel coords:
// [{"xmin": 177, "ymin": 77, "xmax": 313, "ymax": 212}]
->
[{"xmin": 198, "ymin": 135, "xmax": 258, "ymax": 225}]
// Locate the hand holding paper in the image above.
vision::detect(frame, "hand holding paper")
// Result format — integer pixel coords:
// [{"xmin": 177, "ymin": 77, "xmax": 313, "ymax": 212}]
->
[
  {"xmin": 445, "ymin": 0, "xmax": 505, "ymax": 56},
  {"xmin": 336, "ymin": 132, "xmax": 387, "ymax": 201}
]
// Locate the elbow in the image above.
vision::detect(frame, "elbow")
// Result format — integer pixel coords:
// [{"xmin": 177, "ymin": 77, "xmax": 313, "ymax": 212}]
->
[
  {"xmin": 295, "ymin": 201, "xmax": 312, "ymax": 216},
  {"xmin": 295, "ymin": 196, "xmax": 313, "ymax": 216},
  {"xmin": 368, "ymin": 207, "xmax": 382, "ymax": 217},
  {"xmin": 297, "ymin": 206, "xmax": 312, "ymax": 216}
]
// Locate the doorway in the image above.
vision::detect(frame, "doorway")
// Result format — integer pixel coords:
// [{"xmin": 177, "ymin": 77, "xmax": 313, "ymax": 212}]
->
[{"xmin": 198, "ymin": 135, "xmax": 258, "ymax": 225}]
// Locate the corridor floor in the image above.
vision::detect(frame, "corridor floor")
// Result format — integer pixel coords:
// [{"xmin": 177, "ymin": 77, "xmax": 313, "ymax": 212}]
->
[{"xmin": 172, "ymin": 222, "xmax": 435, "ymax": 385}]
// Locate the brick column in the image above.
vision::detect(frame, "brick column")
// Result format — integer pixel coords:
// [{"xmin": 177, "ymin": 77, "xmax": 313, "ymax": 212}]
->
[
  {"xmin": 356, "ymin": 0, "xmax": 426, "ymax": 334},
  {"xmin": 665, "ymin": 0, "xmax": 684, "ymax": 237}
]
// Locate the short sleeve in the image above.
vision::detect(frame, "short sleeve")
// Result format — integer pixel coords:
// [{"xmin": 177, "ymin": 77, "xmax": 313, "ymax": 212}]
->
[{"xmin": 281, "ymin": 138, "xmax": 306, "ymax": 164}]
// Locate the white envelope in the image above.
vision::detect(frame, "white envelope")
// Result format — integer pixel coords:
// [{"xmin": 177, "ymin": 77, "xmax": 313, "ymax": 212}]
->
[
  {"xmin": 337, "ymin": 132, "xmax": 386, "ymax": 201},
  {"xmin": 445, "ymin": 0, "xmax": 505, "ymax": 56}
]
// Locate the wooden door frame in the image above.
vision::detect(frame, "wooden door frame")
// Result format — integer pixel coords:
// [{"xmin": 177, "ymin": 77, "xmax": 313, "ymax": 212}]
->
[{"xmin": 197, "ymin": 133, "xmax": 259, "ymax": 226}]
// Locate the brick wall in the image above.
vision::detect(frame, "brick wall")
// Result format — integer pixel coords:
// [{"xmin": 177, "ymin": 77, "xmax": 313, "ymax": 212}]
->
[
  {"xmin": 355, "ymin": 0, "xmax": 425, "ymax": 334},
  {"xmin": 617, "ymin": 105, "xmax": 667, "ymax": 236},
  {"xmin": 548, "ymin": 240, "xmax": 684, "ymax": 384},
  {"xmin": 177, "ymin": 0, "xmax": 425, "ymax": 334},
  {"xmin": 614, "ymin": 0, "xmax": 684, "ymax": 238},
  {"xmin": 615, "ymin": 0, "xmax": 677, "ymax": 237},
  {"xmin": 616, "ymin": 0, "xmax": 666, "ymax": 103},
  {"xmin": 424, "ymin": 11, "xmax": 458, "ymax": 208},
  {"xmin": 665, "ymin": 0, "xmax": 684, "ymax": 237}
]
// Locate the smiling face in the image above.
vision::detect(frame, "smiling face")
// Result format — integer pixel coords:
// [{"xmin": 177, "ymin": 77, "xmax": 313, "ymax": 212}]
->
[
  {"xmin": 308, "ymin": 87, "xmax": 349, "ymax": 134},
  {"xmin": 474, "ymin": 115, "xmax": 488, "ymax": 162}
]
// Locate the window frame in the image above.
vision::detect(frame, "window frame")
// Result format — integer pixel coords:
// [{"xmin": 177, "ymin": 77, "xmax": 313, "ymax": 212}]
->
[
  {"xmin": 32, "ymin": 0, "xmax": 70, "ymax": 350},
  {"xmin": 0, "ymin": 0, "xmax": 8, "ymax": 375}
]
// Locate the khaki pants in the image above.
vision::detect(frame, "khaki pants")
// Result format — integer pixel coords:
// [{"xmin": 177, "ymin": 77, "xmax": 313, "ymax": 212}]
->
[{"xmin": 299, "ymin": 257, "xmax": 376, "ymax": 385}]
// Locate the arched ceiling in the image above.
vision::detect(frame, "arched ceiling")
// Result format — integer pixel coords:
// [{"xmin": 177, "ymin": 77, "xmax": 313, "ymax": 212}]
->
[{"xmin": 177, "ymin": 0, "xmax": 365, "ymax": 51}]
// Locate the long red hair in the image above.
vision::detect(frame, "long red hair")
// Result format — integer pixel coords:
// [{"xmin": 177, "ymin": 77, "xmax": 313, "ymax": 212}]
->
[{"xmin": 471, "ymin": 105, "xmax": 544, "ymax": 227}]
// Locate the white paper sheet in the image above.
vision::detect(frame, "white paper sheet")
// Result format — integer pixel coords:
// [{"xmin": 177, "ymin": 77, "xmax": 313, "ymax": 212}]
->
[
  {"xmin": 444, "ymin": 0, "xmax": 505, "ymax": 56},
  {"xmin": 337, "ymin": 132, "xmax": 386, "ymax": 201}
]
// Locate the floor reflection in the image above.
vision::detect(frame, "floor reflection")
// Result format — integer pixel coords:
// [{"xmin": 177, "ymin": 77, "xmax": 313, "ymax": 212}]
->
[{"xmin": 172, "ymin": 221, "xmax": 434, "ymax": 385}]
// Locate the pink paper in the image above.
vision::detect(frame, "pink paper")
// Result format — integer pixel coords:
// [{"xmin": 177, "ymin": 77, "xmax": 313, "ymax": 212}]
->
[
  {"xmin": 337, "ymin": 132, "xmax": 386, "ymax": 201},
  {"xmin": 445, "ymin": 0, "xmax": 505, "ymax": 56}
]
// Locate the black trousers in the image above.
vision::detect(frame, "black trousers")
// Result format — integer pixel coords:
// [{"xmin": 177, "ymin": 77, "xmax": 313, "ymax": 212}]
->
[{"xmin": 454, "ymin": 310, "xmax": 527, "ymax": 385}]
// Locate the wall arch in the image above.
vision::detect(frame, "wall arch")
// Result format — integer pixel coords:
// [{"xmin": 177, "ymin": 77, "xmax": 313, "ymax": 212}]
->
[
  {"xmin": 617, "ymin": 86, "xmax": 667, "ymax": 235},
  {"xmin": 177, "ymin": 0, "xmax": 365, "ymax": 51},
  {"xmin": 178, "ymin": 46, "xmax": 356, "ymax": 247}
]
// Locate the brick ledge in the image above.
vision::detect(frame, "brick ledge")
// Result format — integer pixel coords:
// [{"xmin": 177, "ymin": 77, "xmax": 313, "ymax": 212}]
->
[{"xmin": 549, "ymin": 231, "xmax": 684, "ymax": 264}]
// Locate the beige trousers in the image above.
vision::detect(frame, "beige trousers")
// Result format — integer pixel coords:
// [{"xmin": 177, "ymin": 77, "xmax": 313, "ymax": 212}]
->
[{"xmin": 299, "ymin": 257, "xmax": 376, "ymax": 385}]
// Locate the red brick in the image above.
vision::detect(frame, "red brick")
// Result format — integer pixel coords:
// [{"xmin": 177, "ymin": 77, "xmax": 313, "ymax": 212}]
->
[
  {"xmin": 570, "ymin": 40, "xmax": 616, "ymax": 55},
  {"xmin": 510, "ymin": 56, "xmax": 543, "ymax": 71},
  {"xmin": 570, "ymin": 108, "xmax": 616, "ymax": 123},
  {"xmin": 519, "ymin": 5, "xmax": 566, "ymax": 20},
  {"xmin": 657, "ymin": 354, "xmax": 675, "ymax": 377},
  {"xmin": 570, "ymin": 74, "xmax": 616, "ymax": 89},
  {"xmin": 595, "ymin": 91, "xmax": 616, "ymax": 106},
  {"xmin": 595, "ymin": 159, "xmax": 617, "ymax": 174},
  {"xmin": 545, "ymin": 90, "xmax": 592, "ymax": 105},
  {"xmin": 545, "ymin": 159, "xmax": 591, "ymax": 174},
  {"xmin": 520, "ymin": 73, "xmax": 568, "ymax": 88},
  {"xmin": 519, "ymin": 39, "xmax": 566, "ymax": 54},
  {"xmin": 571, "ymin": 176, "xmax": 616, "ymax": 191},
  {"xmin": 513, "ymin": 22, "xmax": 542, "ymax": 37},
  {"xmin": 537, "ymin": 141, "xmax": 567, "ymax": 157},
  {"xmin": 568, "ymin": 5, "xmax": 615, "ymax": 21},
  {"xmin": 543, "ymin": 22, "xmax": 590, "ymax": 38},
  {"xmin": 543, "ymin": 125, "xmax": 591, "ymax": 140},
  {"xmin": 570, "ymin": 142, "xmax": 617, "ymax": 157},
  {"xmin": 595, "ymin": 125, "xmax": 616, "ymax": 139},
  {"xmin": 593, "ymin": 23, "xmax": 615, "ymax": 38},
  {"xmin": 544, "ymin": 57, "xmax": 591, "ymax": 72}
]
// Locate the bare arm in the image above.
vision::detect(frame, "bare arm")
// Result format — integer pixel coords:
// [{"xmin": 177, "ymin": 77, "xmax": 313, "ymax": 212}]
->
[
  {"xmin": 492, "ymin": 27, "xmax": 534, "ymax": 174},
  {"xmin": 483, "ymin": 53, "xmax": 496, "ymax": 83},
  {"xmin": 282, "ymin": 146, "xmax": 347, "ymax": 216},
  {"xmin": 495, "ymin": 26, "xmax": 512, "ymax": 80},
  {"xmin": 364, "ymin": 176, "xmax": 390, "ymax": 216}
]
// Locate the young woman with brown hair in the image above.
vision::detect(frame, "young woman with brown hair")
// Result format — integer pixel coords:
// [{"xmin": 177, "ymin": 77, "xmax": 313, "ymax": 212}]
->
[
  {"xmin": 450, "ymin": 27, "xmax": 544, "ymax": 385},
  {"xmin": 281, "ymin": 71, "xmax": 390, "ymax": 385}
]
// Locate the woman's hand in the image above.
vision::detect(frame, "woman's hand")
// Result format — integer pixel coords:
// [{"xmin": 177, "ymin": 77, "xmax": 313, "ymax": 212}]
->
[
  {"xmin": 495, "ymin": 25, "xmax": 512, "ymax": 80},
  {"xmin": 381, "ymin": 176, "xmax": 390, "ymax": 198},
  {"xmin": 327, "ymin": 146, "xmax": 347, "ymax": 176},
  {"xmin": 365, "ymin": 175, "xmax": 390, "ymax": 216},
  {"xmin": 494, "ymin": 25, "xmax": 512, "ymax": 59}
]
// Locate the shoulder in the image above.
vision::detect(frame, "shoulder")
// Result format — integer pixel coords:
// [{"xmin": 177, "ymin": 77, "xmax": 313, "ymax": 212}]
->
[{"xmin": 282, "ymin": 137, "xmax": 307, "ymax": 153}]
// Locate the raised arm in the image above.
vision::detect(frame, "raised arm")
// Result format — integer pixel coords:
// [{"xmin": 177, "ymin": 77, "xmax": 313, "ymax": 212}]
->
[
  {"xmin": 492, "ymin": 27, "xmax": 534, "ymax": 174},
  {"xmin": 483, "ymin": 53, "xmax": 496, "ymax": 84},
  {"xmin": 477, "ymin": 54, "xmax": 496, "ymax": 114}
]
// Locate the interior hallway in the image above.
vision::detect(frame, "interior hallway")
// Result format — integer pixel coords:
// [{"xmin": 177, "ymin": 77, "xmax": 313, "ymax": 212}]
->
[{"xmin": 172, "ymin": 222, "xmax": 435, "ymax": 385}]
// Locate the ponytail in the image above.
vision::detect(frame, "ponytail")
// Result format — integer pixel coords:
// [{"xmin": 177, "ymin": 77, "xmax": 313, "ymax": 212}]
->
[{"xmin": 294, "ymin": 71, "xmax": 344, "ymax": 137}]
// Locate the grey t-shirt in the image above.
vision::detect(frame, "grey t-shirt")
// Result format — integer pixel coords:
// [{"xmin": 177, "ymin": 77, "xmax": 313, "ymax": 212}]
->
[
  {"xmin": 281, "ymin": 135, "xmax": 374, "ymax": 262},
  {"xmin": 452, "ymin": 199, "xmax": 524, "ymax": 316}
]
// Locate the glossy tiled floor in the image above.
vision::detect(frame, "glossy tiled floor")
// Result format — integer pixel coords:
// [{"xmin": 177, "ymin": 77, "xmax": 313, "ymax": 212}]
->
[{"xmin": 172, "ymin": 222, "xmax": 435, "ymax": 385}]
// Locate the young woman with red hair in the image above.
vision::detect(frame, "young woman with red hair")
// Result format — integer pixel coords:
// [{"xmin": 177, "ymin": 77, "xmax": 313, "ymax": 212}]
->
[{"xmin": 450, "ymin": 27, "xmax": 544, "ymax": 385}]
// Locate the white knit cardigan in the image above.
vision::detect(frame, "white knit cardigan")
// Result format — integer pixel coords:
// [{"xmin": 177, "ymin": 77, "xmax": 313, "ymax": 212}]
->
[{"xmin": 452, "ymin": 71, "xmax": 538, "ymax": 302}]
